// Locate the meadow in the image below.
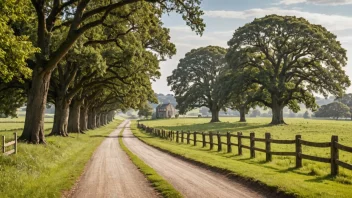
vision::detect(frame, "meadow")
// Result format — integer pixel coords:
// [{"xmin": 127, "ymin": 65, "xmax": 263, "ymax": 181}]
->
[
  {"xmin": 0, "ymin": 119, "xmax": 122, "ymax": 198},
  {"xmin": 0, "ymin": 116, "xmax": 54, "ymax": 142},
  {"xmin": 136, "ymin": 117, "xmax": 352, "ymax": 197}
]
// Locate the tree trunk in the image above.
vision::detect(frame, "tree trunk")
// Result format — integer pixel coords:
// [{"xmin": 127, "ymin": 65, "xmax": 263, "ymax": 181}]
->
[
  {"xmin": 88, "ymin": 110, "xmax": 96, "ymax": 129},
  {"xmin": 68, "ymin": 100, "xmax": 81, "ymax": 133},
  {"xmin": 271, "ymin": 97, "xmax": 285, "ymax": 125},
  {"xmin": 100, "ymin": 114, "xmax": 105, "ymax": 126},
  {"xmin": 105, "ymin": 114, "xmax": 109, "ymax": 124},
  {"xmin": 96, "ymin": 114, "xmax": 101, "ymax": 128},
  {"xmin": 20, "ymin": 70, "xmax": 51, "ymax": 143},
  {"xmin": 50, "ymin": 96, "xmax": 70, "ymax": 136},
  {"xmin": 80, "ymin": 106, "xmax": 88, "ymax": 131},
  {"xmin": 210, "ymin": 106, "xmax": 220, "ymax": 122},
  {"xmin": 239, "ymin": 106, "xmax": 246, "ymax": 122}
]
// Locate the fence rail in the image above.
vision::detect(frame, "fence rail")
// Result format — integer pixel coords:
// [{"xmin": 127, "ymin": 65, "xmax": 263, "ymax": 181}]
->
[
  {"xmin": 2, "ymin": 133, "xmax": 17, "ymax": 156},
  {"xmin": 138, "ymin": 123, "xmax": 352, "ymax": 176}
]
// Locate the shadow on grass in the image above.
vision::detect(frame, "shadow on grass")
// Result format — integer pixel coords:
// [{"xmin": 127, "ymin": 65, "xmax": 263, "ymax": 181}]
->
[{"xmin": 305, "ymin": 175, "xmax": 333, "ymax": 183}]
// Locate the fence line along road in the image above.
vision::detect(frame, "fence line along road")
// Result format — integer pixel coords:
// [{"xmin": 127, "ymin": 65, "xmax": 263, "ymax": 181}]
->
[
  {"xmin": 2, "ymin": 133, "xmax": 17, "ymax": 156},
  {"xmin": 138, "ymin": 123, "xmax": 352, "ymax": 176}
]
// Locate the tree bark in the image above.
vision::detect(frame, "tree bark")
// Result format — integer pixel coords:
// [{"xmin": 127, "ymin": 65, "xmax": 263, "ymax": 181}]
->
[
  {"xmin": 20, "ymin": 70, "xmax": 51, "ymax": 143},
  {"xmin": 68, "ymin": 100, "xmax": 81, "ymax": 133},
  {"xmin": 271, "ymin": 97, "xmax": 285, "ymax": 125},
  {"xmin": 96, "ymin": 114, "xmax": 101, "ymax": 128},
  {"xmin": 50, "ymin": 96, "xmax": 70, "ymax": 136},
  {"xmin": 100, "ymin": 113, "xmax": 105, "ymax": 126},
  {"xmin": 80, "ymin": 105, "xmax": 88, "ymax": 131},
  {"xmin": 239, "ymin": 106, "xmax": 246, "ymax": 122},
  {"xmin": 88, "ymin": 110, "xmax": 96, "ymax": 129},
  {"xmin": 210, "ymin": 106, "xmax": 220, "ymax": 122}
]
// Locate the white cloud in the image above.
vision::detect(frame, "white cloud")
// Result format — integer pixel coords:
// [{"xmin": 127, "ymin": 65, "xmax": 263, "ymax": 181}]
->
[
  {"xmin": 277, "ymin": 0, "xmax": 352, "ymax": 5},
  {"xmin": 204, "ymin": 8, "xmax": 352, "ymax": 31}
]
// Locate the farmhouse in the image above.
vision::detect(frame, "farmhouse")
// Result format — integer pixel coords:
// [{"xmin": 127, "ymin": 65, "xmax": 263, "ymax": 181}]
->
[{"xmin": 156, "ymin": 103, "xmax": 176, "ymax": 118}]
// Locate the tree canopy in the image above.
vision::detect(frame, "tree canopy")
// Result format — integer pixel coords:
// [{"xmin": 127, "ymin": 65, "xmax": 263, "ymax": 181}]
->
[
  {"xmin": 0, "ymin": 0, "xmax": 38, "ymax": 83},
  {"xmin": 167, "ymin": 46, "xmax": 228, "ymax": 122},
  {"xmin": 0, "ymin": 0, "xmax": 206, "ymax": 144},
  {"xmin": 226, "ymin": 14, "xmax": 351, "ymax": 125},
  {"xmin": 314, "ymin": 102, "xmax": 351, "ymax": 120}
]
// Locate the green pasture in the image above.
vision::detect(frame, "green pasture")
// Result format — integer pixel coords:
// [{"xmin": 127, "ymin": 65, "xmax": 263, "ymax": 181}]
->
[
  {"xmin": 0, "ymin": 119, "xmax": 123, "ymax": 198},
  {"xmin": 137, "ymin": 118, "xmax": 352, "ymax": 197}
]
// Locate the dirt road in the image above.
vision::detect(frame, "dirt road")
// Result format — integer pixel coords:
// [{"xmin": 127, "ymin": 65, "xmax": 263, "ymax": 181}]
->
[
  {"xmin": 71, "ymin": 121, "xmax": 158, "ymax": 198},
  {"xmin": 123, "ymin": 121, "xmax": 266, "ymax": 198}
]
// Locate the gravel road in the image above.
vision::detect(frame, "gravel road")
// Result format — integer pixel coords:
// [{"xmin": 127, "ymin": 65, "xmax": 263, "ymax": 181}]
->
[
  {"xmin": 71, "ymin": 120, "xmax": 158, "ymax": 198},
  {"xmin": 123, "ymin": 120, "xmax": 266, "ymax": 198}
]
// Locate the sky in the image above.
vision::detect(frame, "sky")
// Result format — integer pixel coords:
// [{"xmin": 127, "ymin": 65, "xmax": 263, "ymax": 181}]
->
[{"xmin": 152, "ymin": 0, "xmax": 352, "ymax": 94}]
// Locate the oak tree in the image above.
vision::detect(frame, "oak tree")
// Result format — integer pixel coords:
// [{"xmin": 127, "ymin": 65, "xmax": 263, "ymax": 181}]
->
[
  {"xmin": 168, "ymin": 46, "xmax": 228, "ymax": 122},
  {"xmin": 227, "ymin": 15, "xmax": 351, "ymax": 125}
]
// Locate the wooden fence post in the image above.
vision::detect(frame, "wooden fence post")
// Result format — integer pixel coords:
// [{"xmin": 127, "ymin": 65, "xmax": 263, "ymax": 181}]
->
[
  {"xmin": 202, "ymin": 132, "xmax": 206, "ymax": 147},
  {"xmin": 181, "ymin": 131, "xmax": 184, "ymax": 143},
  {"xmin": 227, "ymin": 132, "xmax": 232, "ymax": 153},
  {"xmin": 2, "ymin": 136, "xmax": 5, "ymax": 154},
  {"xmin": 187, "ymin": 131, "xmax": 190, "ymax": 144},
  {"xmin": 176, "ymin": 131, "xmax": 179, "ymax": 143},
  {"xmin": 14, "ymin": 133, "xmax": 17, "ymax": 154},
  {"xmin": 295, "ymin": 135, "xmax": 302, "ymax": 168},
  {"xmin": 250, "ymin": 132, "xmax": 255, "ymax": 158},
  {"xmin": 265, "ymin": 133, "xmax": 272, "ymax": 162},
  {"xmin": 209, "ymin": 132, "xmax": 213, "ymax": 150},
  {"xmin": 217, "ymin": 132, "xmax": 222, "ymax": 152},
  {"xmin": 194, "ymin": 132, "xmax": 197, "ymax": 146},
  {"xmin": 331, "ymin": 135, "xmax": 339, "ymax": 176},
  {"xmin": 238, "ymin": 132, "xmax": 242, "ymax": 155}
]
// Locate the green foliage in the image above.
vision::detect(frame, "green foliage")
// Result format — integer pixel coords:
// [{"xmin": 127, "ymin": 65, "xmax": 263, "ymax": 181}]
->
[
  {"xmin": 167, "ymin": 46, "xmax": 228, "ymax": 115},
  {"xmin": 303, "ymin": 111, "xmax": 311, "ymax": 119},
  {"xmin": 0, "ymin": 87, "xmax": 26, "ymax": 118},
  {"xmin": 0, "ymin": 0, "xmax": 38, "ymax": 83},
  {"xmin": 226, "ymin": 14, "xmax": 351, "ymax": 123},
  {"xmin": 335, "ymin": 93, "xmax": 352, "ymax": 119},
  {"xmin": 250, "ymin": 109, "xmax": 261, "ymax": 117},
  {"xmin": 315, "ymin": 101, "xmax": 351, "ymax": 119},
  {"xmin": 138, "ymin": 103, "xmax": 153, "ymax": 118}
]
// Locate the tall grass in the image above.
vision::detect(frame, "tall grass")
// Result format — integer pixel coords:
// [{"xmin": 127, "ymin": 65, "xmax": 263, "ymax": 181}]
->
[{"xmin": 0, "ymin": 120, "xmax": 122, "ymax": 198}]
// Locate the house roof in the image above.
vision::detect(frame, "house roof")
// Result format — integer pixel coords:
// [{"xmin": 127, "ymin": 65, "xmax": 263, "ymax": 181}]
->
[{"xmin": 156, "ymin": 103, "xmax": 173, "ymax": 109}]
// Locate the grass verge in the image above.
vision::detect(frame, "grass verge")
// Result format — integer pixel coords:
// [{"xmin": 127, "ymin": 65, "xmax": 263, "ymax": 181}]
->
[
  {"xmin": 132, "ymin": 121, "xmax": 352, "ymax": 198},
  {"xmin": 0, "ymin": 120, "xmax": 122, "ymax": 198},
  {"xmin": 118, "ymin": 128, "xmax": 182, "ymax": 198}
]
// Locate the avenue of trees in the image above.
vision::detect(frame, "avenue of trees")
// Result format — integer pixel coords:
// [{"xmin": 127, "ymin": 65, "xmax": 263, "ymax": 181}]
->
[
  {"xmin": 0, "ymin": 0, "xmax": 205, "ymax": 143},
  {"xmin": 168, "ymin": 15, "xmax": 351, "ymax": 124}
]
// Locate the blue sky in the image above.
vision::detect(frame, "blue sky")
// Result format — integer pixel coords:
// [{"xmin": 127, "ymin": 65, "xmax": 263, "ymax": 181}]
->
[{"xmin": 153, "ymin": 0, "xmax": 352, "ymax": 94}]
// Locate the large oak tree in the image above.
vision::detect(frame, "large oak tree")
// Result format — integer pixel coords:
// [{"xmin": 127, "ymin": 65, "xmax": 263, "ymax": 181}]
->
[
  {"xmin": 17, "ymin": 0, "xmax": 204, "ymax": 143},
  {"xmin": 167, "ymin": 46, "xmax": 228, "ymax": 122},
  {"xmin": 226, "ymin": 15, "xmax": 351, "ymax": 125}
]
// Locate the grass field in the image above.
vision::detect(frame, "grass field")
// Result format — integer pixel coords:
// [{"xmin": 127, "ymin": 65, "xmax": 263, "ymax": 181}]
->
[
  {"xmin": 136, "ymin": 118, "xmax": 352, "ymax": 197},
  {"xmin": 0, "ymin": 116, "xmax": 54, "ymax": 135},
  {"xmin": 0, "ymin": 119, "xmax": 123, "ymax": 198}
]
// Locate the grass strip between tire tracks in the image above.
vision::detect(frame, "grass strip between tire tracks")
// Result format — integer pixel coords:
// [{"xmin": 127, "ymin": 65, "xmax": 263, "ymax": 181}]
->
[{"xmin": 118, "ymin": 128, "xmax": 182, "ymax": 198}]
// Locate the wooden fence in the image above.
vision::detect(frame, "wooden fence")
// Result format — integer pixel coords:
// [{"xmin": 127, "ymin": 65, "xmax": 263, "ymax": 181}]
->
[
  {"xmin": 137, "ymin": 123, "xmax": 352, "ymax": 176},
  {"xmin": 2, "ymin": 133, "xmax": 17, "ymax": 156}
]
